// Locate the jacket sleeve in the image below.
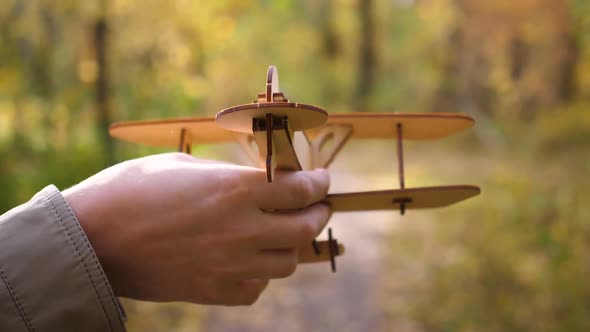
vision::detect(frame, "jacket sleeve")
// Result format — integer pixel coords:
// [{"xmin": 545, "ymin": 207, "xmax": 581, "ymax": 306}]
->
[{"xmin": 0, "ymin": 185, "xmax": 126, "ymax": 332}]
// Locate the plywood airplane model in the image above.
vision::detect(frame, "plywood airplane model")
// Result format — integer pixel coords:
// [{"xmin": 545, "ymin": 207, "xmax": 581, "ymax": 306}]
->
[{"xmin": 110, "ymin": 65, "xmax": 481, "ymax": 272}]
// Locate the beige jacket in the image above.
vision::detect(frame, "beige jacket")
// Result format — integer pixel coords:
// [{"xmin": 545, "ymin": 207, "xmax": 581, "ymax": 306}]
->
[{"xmin": 0, "ymin": 185, "xmax": 126, "ymax": 332}]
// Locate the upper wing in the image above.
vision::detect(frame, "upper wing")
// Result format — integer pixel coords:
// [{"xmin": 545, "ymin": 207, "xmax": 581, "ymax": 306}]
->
[
  {"xmin": 109, "ymin": 117, "xmax": 235, "ymax": 147},
  {"xmin": 306, "ymin": 112, "xmax": 475, "ymax": 140},
  {"xmin": 109, "ymin": 112, "xmax": 475, "ymax": 147}
]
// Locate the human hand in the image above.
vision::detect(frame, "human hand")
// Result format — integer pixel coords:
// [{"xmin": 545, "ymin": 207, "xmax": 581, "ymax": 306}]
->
[{"xmin": 63, "ymin": 153, "xmax": 331, "ymax": 305}]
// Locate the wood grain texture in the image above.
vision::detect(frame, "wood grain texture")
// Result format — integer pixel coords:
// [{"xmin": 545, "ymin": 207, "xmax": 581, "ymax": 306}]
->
[
  {"xmin": 109, "ymin": 117, "xmax": 233, "ymax": 147},
  {"xmin": 325, "ymin": 185, "xmax": 481, "ymax": 212},
  {"xmin": 307, "ymin": 112, "xmax": 475, "ymax": 140}
]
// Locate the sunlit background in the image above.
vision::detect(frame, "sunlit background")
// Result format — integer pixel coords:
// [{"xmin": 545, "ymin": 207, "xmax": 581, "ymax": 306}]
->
[{"xmin": 1, "ymin": 0, "xmax": 590, "ymax": 331}]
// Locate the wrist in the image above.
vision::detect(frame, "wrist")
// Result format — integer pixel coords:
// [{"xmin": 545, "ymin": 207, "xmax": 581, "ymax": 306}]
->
[{"xmin": 62, "ymin": 187, "xmax": 125, "ymax": 295}]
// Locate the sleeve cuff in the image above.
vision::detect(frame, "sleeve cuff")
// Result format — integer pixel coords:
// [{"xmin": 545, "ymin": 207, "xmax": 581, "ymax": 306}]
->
[{"xmin": 0, "ymin": 185, "xmax": 126, "ymax": 332}]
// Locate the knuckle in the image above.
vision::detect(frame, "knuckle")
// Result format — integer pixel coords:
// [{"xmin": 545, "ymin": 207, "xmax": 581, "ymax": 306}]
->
[
  {"xmin": 170, "ymin": 152, "xmax": 193, "ymax": 161},
  {"xmin": 289, "ymin": 176, "xmax": 314, "ymax": 207},
  {"xmin": 197, "ymin": 261, "xmax": 216, "ymax": 278},
  {"xmin": 298, "ymin": 221, "xmax": 318, "ymax": 242},
  {"xmin": 245, "ymin": 296, "xmax": 259, "ymax": 305},
  {"xmin": 275, "ymin": 255, "xmax": 298, "ymax": 278},
  {"xmin": 218, "ymin": 172, "xmax": 250, "ymax": 199},
  {"xmin": 204, "ymin": 264, "xmax": 222, "ymax": 279},
  {"xmin": 193, "ymin": 287, "xmax": 218, "ymax": 305},
  {"xmin": 233, "ymin": 294, "xmax": 258, "ymax": 306},
  {"xmin": 234, "ymin": 280, "xmax": 267, "ymax": 305},
  {"xmin": 208, "ymin": 264, "xmax": 236, "ymax": 280},
  {"xmin": 244, "ymin": 289, "xmax": 264, "ymax": 305}
]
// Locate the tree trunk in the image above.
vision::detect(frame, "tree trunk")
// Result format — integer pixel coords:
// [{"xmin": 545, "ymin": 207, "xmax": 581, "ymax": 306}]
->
[
  {"xmin": 319, "ymin": 0, "xmax": 339, "ymax": 58},
  {"xmin": 95, "ymin": 12, "xmax": 114, "ymax": 165},
  {"xmin": 356, "ymin": 0, "xmax": 376, "ymax": 111},
  {"xmin": 551, "ymin": 1, "xmax": 578, "ymax": 102}
]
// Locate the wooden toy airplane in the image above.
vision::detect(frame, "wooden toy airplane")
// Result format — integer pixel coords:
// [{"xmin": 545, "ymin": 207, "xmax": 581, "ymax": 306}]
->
[{"xmin": 109, "ymin": 65, "xmax": 480, "ymax": 272}]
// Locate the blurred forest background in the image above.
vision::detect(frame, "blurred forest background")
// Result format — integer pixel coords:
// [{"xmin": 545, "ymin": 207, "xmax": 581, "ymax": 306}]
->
[{"xmin": 1, "ymin": 0, "xmax": 589, "ymax": 331}]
